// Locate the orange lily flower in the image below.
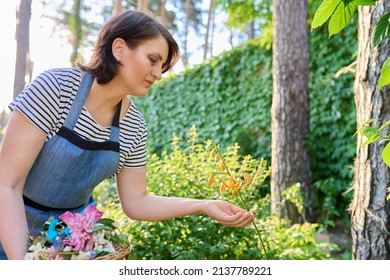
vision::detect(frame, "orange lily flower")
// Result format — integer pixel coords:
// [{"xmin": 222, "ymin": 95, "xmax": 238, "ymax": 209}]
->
[{"xmin": 222, "ymin": 177, "xmax": 242, "ymax": 194}]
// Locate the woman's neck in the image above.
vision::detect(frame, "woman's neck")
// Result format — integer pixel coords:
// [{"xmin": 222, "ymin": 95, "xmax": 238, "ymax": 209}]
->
[{"xmin": 84, "ymin": 80, "xmax": 130, "ymax": 127}]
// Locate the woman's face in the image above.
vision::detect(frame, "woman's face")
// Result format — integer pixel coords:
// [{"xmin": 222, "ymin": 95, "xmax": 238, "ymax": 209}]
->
[{"xmin": 115, "ymin": 35, "xmax": 169, "ymax": 97}]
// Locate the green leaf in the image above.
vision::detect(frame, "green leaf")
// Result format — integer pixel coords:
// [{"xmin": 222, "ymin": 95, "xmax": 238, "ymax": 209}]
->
[
  {"xmin": 361, "ymin": 125, "xmax": 381, "ymax": 146},
  {"xmin": 373, "ymin": 12, "xmax": 390, "ymax": 46},
  {"xmin": 312, "ymin": 0, "xmax": 343, "ymax": 29},
  {"xmin": 381, "ymin": 57, "xmax": 390, "ymax": 73},
  {"xmin": 378, "ymin": 67, "xmax": 390, "ymax": 90},
  {"xmin": 91, "ymin": 218, "xmax": 116, "ymax": 232},
  {"xmin": 354, "ymin": 0, "xmax": 377, "ymax": 5},
  {"xmin": 379, "ymin": 119, "xmax": 390, "ymax": 131},
  {"xmin": 94, "ymin": 251, "xmax": 110, "ymax": 258},
  {"xmin": 381, "ymin": 142, "xmax": 390, "ymax": 167},
  {"xmin": 361, "ymin": 119, "xmax": 376, "ymax": 126},
  {"xmin": 96, "ymin": 218, "xmax": 116, "ymax": 226},
  {"xmin": 328, "ymin": 0, "xmax": 356, "ymax": 36},
  {"xmin": 362, "ymin": 133, "xmax": 380, "ymax": 146},
  {"xmin": 110, "ymin": 233, "xmax": 131, "ymax": 246}
]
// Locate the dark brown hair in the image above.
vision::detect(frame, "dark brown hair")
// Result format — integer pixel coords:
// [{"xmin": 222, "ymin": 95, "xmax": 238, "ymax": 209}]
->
[{"xmin": 79, "ymin": 10, "xmax": 179, "ymax": 84}]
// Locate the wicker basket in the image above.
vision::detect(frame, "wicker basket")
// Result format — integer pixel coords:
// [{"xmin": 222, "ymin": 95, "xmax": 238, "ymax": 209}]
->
[
  {"xmin": 94, "ymin": 244, "xmax": 133, "ymax": 260},
  {"xmin": 26, "ymin": 236, "xmax": 133, "ymax": 260}
]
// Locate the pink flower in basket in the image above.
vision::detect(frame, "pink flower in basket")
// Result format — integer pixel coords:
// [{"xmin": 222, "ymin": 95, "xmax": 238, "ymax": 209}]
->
[{"xmin": 59, "ymin": 204, "xmax": 103, "ymax": 252}]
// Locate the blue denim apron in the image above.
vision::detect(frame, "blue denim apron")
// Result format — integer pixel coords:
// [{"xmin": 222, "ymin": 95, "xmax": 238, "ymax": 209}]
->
[{"xmin": 0, "ymin": 72, "xmax": 121, "ymax": 259}]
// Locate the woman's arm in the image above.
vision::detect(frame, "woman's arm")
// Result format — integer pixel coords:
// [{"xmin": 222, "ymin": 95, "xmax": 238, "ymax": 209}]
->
[
  {"xmin": 116, "ymin": 166, "xmax": 255, "ymax": 227},
  {"xmin": 0, "ymin": 110, "xmax": 47, "ymax": 259}
]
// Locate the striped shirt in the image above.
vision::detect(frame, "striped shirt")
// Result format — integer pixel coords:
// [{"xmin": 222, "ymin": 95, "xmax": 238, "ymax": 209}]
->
[{"xmin": 9, "ymin": 68, "xmax": 147, "ymax": 172}]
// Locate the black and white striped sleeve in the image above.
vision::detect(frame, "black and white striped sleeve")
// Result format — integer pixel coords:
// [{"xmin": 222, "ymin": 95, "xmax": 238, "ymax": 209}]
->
[
  {"xmin": 124, "ymin": 126, "xmax": 147, "ymax": 168},
  {"xmin": 8, "ymin": 70, "xmax": 60, "ymax": 135}
]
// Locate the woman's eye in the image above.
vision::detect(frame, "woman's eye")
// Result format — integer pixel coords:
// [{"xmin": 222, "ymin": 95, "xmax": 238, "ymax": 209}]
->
[{"xmin": 149, "ymin": 58, "xmax": 157, "ymax": 65}]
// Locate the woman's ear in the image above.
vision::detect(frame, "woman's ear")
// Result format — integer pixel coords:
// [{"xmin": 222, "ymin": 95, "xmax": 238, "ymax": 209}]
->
[{"xmin": 112, "ymin": 38, "xmax": 126, "ymax": 62}]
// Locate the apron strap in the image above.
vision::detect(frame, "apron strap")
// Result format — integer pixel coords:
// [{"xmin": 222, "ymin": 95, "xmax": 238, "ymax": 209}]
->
[
  {"xmin": 23, "ymin": 195, "xmax": 85, "ymax": 212},
  {"xmin": 64, "ymin": 72, "xmax": 94, "ymax": 130}
]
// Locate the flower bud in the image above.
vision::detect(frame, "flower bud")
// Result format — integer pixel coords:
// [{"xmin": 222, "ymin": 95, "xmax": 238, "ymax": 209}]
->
[
  {"xmin": 207, "ymin": 174, "xmax": 215, "ymax": 187},
  {"xmin": 220, "ymin": 182, "xmax": 226, "ymax": 194},
  {"xmin": 210, "ymin": 149, "xmax": 217, "ymax": 158},
  {"xmin": 244, "ymin": 172, "xmax": 252, "ymax": 184}
]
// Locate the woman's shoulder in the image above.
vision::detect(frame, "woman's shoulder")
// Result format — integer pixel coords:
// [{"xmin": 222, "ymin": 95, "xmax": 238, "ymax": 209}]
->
[
  {"xmin": 121, "ymin": 97, "xmax": 147, "ymax": 131},
  {"xmin": 45, "ymin": 67, "xmax": 82, "ymax": 86},
  {"xmin": 30, "ymin": 68, "xmax": 82, "ymax": 94}
]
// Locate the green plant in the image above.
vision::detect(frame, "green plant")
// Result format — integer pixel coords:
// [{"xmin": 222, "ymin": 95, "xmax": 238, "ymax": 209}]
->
[
  {"xmin": 206, "ymin": 141, "xmax": 270, "ymax": 259},
  {"xmin": 281, "ymin": 183, "xmax": 305, "ymax": 218},
  {"xmin": 94, "ymin": 129, "xmax": 339, "ymax": 259},
  {"xmin": 312, "ymin": 0, "xmax": 389, "ymax": 88}
]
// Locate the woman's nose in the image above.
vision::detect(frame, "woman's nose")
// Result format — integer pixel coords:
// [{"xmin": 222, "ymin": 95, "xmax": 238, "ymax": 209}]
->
[{"xmin": 152, "ymin": 67, "xmax": 162, "ymax": 81}]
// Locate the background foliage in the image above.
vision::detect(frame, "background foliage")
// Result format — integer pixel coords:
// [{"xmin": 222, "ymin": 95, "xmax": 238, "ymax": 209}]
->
[{"xmin": 133, "ymin": 20, "xmax": 357, "ymax": 226}]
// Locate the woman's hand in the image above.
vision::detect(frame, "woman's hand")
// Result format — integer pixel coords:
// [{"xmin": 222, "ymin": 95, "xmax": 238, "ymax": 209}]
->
[{"xmin": 203, "ymin": 200, "xmax": 255, "ymax": 228}]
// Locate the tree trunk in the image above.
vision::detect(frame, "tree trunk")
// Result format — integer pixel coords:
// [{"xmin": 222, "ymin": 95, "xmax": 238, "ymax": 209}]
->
[
  {"xmin": 13, "ymin": 0, "xmax": 32, "ymax": 99},
  {"xmin": 351, "ymin": 1, "xmax": 390, "ymax": 260},
  {"xmin": 247, "ymin": 21, "xmax": 255, "ymax": 40},
  {"xmin": 113, "ymin": 0, "xmax": 123, "ymax": 16},
  {"xmin": 182, "ymin": 0, "xmax": 191, "ymax": 67},
  {"xmin": 229, "ymin": 28, "xmax": 234, "ymax": 49},
  {"xmin": 160, "ymin": 0, "xmax": 167, "ymax": 26},
  {"xmin": 271, "ymin": 0, "xmax": 311, "ymax": 223},
  {"xmin": 137, "ymin": 0, "xmax": 148, "ymax": 12},
  {"xmin": 70, "ymin": 0, "xmax": 82, "ymax": 67},
  {"xmin": 209, "ymin": 8, "xmax": 215, "ymax": 58},
  {"xmin": 203, "ymin": 0, "xmax": 214, "ymax": 61}
]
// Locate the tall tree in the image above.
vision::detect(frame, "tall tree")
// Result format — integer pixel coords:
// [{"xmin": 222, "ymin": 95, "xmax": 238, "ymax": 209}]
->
[
  {"xmin": 13, "ymin": 0, "xmax": 32, "ymax": 99},
  {"xmin": 138, "ymin": 0, "xmax": 149, "ymax": 12},
  {"xmin": 350, "ymin": 0, "xmax": 390, "ymax": 260},
  {"xmin": 44, "ymin": 0, "xmax": 113, "ymax": 65},
  {"xmin": 70, "ymin": 0, "xmax": 82, "ymax": 66},
  {"xmin": 182, "ymin": 0, "xmax": 191, "ymax": 67},
  {"xmin": 160, "ymin": 0, "xmax": 167, "ymax": 26},
  {"xmin": 113, "ymin": 0, "xmax": 123, "ymax": 16},
  {"xmin": 216, "ymin": 0, "xmax": 272, "ymax": 44},
  {"xmin": 271, "ymin": 0, "xmax": 311, "ymax": 223},
  {"xmin": 146, "ymin": 0, "xmax": 176, "ymax": 30},
  {"xmin": 169, "ymin": 0, "xmax": 202, "ymax": 67},
  {"xmin": 203, "ymin": 0, "xmax": 215, "ymax": 61}
]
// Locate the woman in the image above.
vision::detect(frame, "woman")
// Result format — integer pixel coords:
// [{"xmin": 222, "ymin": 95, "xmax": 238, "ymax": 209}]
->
[{"xmin": 0, "ymin": 10, "xmax": 254, "ymax": 260}]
